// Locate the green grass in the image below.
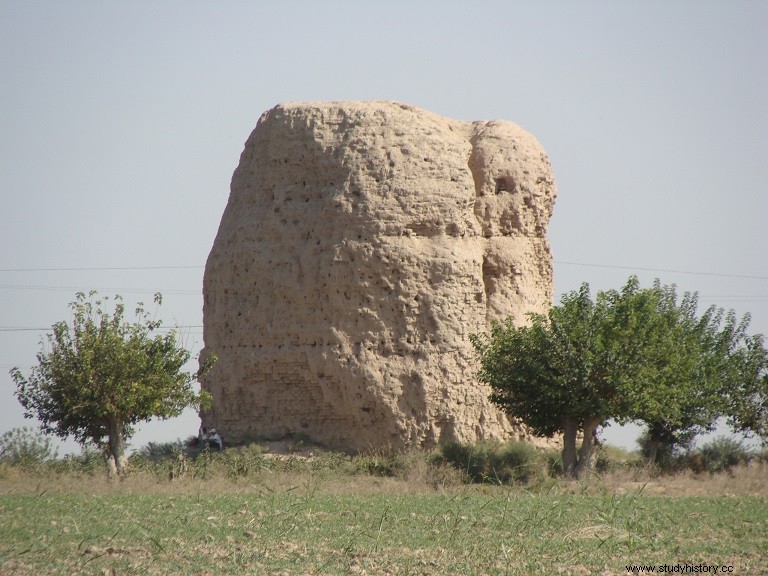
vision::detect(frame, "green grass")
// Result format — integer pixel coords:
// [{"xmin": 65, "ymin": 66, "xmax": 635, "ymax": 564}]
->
[
  {"xmin": 1, "ymin": 442, "xmax": 766, "ymax": 575},
  {"xmin": 1, "ymin": 480, "xmax": 766, "ymax": 575}
]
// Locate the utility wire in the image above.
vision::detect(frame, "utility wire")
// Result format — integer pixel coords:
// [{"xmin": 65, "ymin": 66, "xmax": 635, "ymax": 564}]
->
[
  {"xmin": 554, "ymin": 260, "xmax": 768, "ymax": 281},
  {"xmin": 2, "ymin": 262, "xmax": 766, "ymax": 280},
  {"xmin": 0, "ymin": 266, "xmax": 203, "ymax": 272},
  {"xmin": 0, "ymin": 284, "xmax": 199, "ymax": 295}
]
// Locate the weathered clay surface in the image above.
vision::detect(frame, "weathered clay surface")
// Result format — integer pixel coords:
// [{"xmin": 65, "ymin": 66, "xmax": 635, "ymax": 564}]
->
[{"xmin": 200, "ymin": 101, "xmax": 557, "ymax": 451}]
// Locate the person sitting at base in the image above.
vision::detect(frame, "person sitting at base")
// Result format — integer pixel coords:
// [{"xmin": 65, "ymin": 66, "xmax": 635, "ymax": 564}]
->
[{"xmin": 208, "ymin": 429, "xmax": 223, "ymax": 451}]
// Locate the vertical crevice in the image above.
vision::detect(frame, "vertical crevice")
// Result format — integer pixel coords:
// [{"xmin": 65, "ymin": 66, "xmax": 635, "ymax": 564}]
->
[
  {"xmin": 467, "ymin": 137, "xmax": 484, "ymax": 198},
  {"xmin": 468, "ymin": 124, "xmax": 491, "ymax": 237},
  {"xmin": 482, "ymin": 255, "xmax": 497, "ymax": 326}
]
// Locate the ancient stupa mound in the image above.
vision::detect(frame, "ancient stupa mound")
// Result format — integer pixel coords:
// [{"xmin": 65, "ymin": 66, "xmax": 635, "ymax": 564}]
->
[{"xmin": 200, "ymin": 101, "xmax": 557, "ymax": 451}]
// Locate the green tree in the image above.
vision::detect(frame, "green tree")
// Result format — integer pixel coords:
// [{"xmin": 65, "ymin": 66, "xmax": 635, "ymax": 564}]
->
[
  {"xmin": 608, "ymin": 284, "xmax": 718, "ymax": 464},
  {"xmin": 618, "ymin": 286, "xmax": 767, "ymax": 464},
  {"xmin": 10, "ymin": 291, "xmax": 213, "ymax": 476},
  {"xmin": 471, "ymin": 282, "xmax": 624, "ymax": 478},
  {"xmin": 723, "ymin": 332, "xmax": 768, "ymax": 440},
  {"xmin": 471, "ymin": 277, "xmax": 768, "ymax": 477}
]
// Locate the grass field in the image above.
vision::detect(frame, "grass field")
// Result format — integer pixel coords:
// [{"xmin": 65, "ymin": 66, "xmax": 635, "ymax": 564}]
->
[{"xmin": 1, "ymin": 461, "xmax": 766, "ymax": 576}]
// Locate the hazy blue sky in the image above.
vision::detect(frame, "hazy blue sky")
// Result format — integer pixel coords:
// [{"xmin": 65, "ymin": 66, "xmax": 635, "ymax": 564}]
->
[{"xmin": 1, "ymin": 1, "xmax": 766, "ymax": 452}]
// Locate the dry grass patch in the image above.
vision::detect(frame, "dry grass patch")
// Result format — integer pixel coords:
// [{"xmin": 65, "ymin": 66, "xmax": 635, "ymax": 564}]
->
[{"xmin": 584, "ymin": 460, "xmax": 768, "ymax": 497}]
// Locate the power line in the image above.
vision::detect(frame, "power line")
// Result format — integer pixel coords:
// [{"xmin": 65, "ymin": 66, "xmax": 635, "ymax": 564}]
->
[
  {"xmin": 555, "ymin": 260, "xmax": 768, "ymax": 281},
  {"xmin": 0, "ymin": 266, "xmax": 204, "ymax": 272},
  {"xmin": 0, "ymin": 284, "xmax": 199, "ymax": 295},
  {"xmin": 2, "ymin": 262, "xmax": 766, "ymax": 280}
]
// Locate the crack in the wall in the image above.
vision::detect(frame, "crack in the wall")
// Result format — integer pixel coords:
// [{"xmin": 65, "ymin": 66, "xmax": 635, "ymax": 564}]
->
[
  {"xmin": 481, "ymin": 255, "xmax": 497, "ymax": 326},
  {"xmin": 467, "ymin": 130, "xmax": 484, "ymax": 198}
]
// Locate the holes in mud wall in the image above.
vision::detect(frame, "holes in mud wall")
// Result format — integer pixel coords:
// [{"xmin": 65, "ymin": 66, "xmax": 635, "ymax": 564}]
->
[
  {"xmin": 482, "ymin": 256, "xmax": 498, "ymax": 302},
  {"xmin": 494, "ymin": 177, "xmax": 514, "ymax": 194}
]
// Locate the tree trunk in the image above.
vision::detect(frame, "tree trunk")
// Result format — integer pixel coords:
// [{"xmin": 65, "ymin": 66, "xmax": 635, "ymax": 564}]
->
[
  {"xmin": 106, "ymin": 417, "xmax": 128, "ymax": 477},
  {"xmin": 575, "ymin": 417, "xmax": 601, "ymax": 478},
  {"xmin": 104, "ymin": 451, "xmax": 118, "ymax": 477},
  {"xmin": 562, "ymin": 416, "xmax": 579, "ymax": 479},
  {"xmin": 648, "ymin": 437, "xmax": 660, "ymax": 468}
]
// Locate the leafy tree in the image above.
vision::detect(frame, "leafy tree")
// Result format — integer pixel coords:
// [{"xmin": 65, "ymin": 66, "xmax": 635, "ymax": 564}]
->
[
  {"xmin": 11, "ymin": 291, "xmax": 213, "ymax": 476},
  {"xmin": 723, "ymin": 332, "xmax": 768, "ymax": 440},
  {"xmin": 471, "ymin": 276, "xmax": 768, "ymax": 477},
  {"xmin": 618, "ymin": 286, "xmax": 767, "ymax": 463},
  {"xmin": 471, "ymin": 282, "xmax": 625, "ymax": 478},
  {"xmin": 610, "ymin": 285, "xmax": 720, "ymax": 463}
]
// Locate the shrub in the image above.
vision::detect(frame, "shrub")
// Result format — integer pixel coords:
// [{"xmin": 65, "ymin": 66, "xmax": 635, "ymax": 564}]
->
[
  {"xmin": 132, "ymin": 439, "xmax": 189, "ymax": 461},
  {"xmin": 220, "ymin": 443, "xmax": 269, "ymax": 479},
  {"xmin": 48, "ymin": 443, "xmax": 103, "ymax": 476},
  {"xmin": 415, "ymin": 459, "xmax": 465, "ymax": 490},
  {"xmin": 696, "ymin": 436, "xmax": 754, "ymax": 474},
  {"xmin": 432, "ymin": 439, "xmax": 539, "ymax": 484},
  {"xmin": 0, "ymin": 427, "xmax": 59, "ymax": 468},
  {"xmin": 353, "ymin": 446, "xmax": 408, "ymax": 477},
  {"xmin": 594, "ymin": 445, "xmax": 642, "ymax": 473},
  {"xmin": 309, "ymin": 450, "xmax": 352, "ymax": 472},
  {"xmin": 542, "ymin": 448, "xmax": 563, "ymax": 478},
  {"xmin": 636, "ymin": 430, "xmax": 694, "ymax": 473}
]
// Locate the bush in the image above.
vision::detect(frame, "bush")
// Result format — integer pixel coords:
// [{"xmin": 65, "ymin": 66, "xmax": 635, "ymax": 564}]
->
[
  {"xmin": 132, "ymin": 439, "xmax": 190, "ymax": 461},
  {"xmin": 353, "ymin": 448, "xmax": 407, "ymax": 477},
  {"xmin": 48, "ymin": 443, "xmax": 103, "ymax": 476},
  {"xmin": 128, "ymin": 440, "xmax": 359, "ymax": 482},
  {"xmin": 0, "ymin": 427, "xmax": 59, "ymax": 468},
  {"xmin": 432, "ymin": 440, "xmax": 539, "ymax": 484},
  {"xmin": 636, "ymin": 430, "xmax": 695, "ymax": 472},
  {"xmin": 696, "ymin": 436, "xmax": 754, "ymax": 474},
  {"xmin": 309, "ymin": 450, "xmax": 352, "ymax": 472},
  {"xmin": 542, "ymin": 448, "xmax": 563, "ymax": 478},
  {"xmin": 220, "ymin": 443, "xmax": 269, "ymax": 479},
  {"xmin": 594, "ymin": 445, "xmax": 642, "ymax": 473}
]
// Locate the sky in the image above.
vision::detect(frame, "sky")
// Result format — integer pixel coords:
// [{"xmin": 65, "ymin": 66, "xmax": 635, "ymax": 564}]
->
[{"xmin": 1, "ymin": 1, "xmax": 766, "ymax": 454}]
